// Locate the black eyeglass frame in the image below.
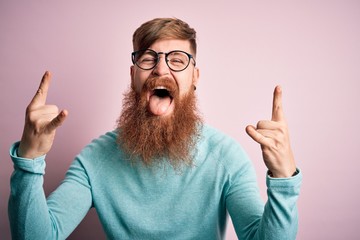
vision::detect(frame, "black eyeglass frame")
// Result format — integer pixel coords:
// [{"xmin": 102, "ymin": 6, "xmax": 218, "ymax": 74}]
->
[{"xmin": 131, "ymin": 49, "xmax": 196, "ymax": 72}]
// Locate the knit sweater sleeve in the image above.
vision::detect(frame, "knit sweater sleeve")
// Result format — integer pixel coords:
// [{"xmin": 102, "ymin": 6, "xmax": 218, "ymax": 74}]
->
[
  {"xmin": 224, "ymin": 141, "xmax": 302, "ymax": 240},
  {"xmin": 8, "ymin": 142, "xmax": 93, "ymax": 240}
]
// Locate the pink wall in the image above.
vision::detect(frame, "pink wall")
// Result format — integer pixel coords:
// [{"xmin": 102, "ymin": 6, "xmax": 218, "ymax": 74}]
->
[{"xmin": 1, "ymin": 1, "xmax": 359, "ymax": 239}]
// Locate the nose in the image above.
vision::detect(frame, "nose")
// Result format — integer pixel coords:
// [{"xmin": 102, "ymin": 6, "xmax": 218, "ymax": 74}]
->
[{"xmin": 152, "ymin": 54, "xmax": 170, "ymax": 76}]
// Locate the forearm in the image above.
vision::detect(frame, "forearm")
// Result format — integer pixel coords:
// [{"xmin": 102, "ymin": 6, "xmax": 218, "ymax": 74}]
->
[
  {"xmin": 229, "ymin": 169, "xmax": 302, "ymax": 240},
  {"xmin": 256, "ymin": 170, "xmax": 302, "ymax": 239},
  {"xmin": 8, "ymin": 142, "xmax": 92, "ymax": 240},
  {"xmin": 8, "ymin": 145, "xmax": 55, "ymax": 239}
]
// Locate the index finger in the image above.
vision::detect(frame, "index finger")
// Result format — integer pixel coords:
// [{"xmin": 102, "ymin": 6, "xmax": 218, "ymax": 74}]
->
[
  {"xmin": 271, "ymin": 85, "xmax": 285, "ymax": 122},
  {"xmin": 29, "ymin": 71, "xmax": 51, "ymax": 107}
]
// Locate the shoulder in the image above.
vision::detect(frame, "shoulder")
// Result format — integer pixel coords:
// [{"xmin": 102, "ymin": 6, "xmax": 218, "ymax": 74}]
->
[
  {"xmin": 199, "ymin": 125, "xmax": 258, "ymax": 187},
  {"xmin": 198, "ymin": 125, "xmax": 250, "ymax": 168},
  {"xmin": 76, "ymin": 130, "xmax": 124, "ymax": 164},
  {"xmin": 90, "ymin": 130, "xmax": 118, "ymax": 146},
  {"xmin": 84, "ymin": 131, "xmax": 118, "ymax": 152},
  {"xmin": 200, "ymin": 124, "xmax": 246, "ymax": 155}
]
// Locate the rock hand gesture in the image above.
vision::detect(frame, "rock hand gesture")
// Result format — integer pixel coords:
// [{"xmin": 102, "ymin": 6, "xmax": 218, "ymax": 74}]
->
[
  {"xmin": 246, "ymin": 86, "xmax": 297, "ymax": 178},
  {"xmin": 18, "ymin": 71, "xmax": 68, "ymax": 159}
]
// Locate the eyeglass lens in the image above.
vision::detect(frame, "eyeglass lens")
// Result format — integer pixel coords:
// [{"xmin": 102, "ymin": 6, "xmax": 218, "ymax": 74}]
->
[{"xmin": 133, "ymin": 49, "xmax": 191, "ymax": 71}]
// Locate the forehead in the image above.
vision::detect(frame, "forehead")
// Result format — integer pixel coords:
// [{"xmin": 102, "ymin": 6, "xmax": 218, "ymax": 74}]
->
[{"xmin": 149, "ymin": 39, "xmax": 192, "ymax": 53}]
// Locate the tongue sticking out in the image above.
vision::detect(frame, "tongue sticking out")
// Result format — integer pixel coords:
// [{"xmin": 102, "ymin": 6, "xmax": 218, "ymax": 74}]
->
[{"xmin": 148, "ymin": 91, "xmax": 172, "ymax": 116}]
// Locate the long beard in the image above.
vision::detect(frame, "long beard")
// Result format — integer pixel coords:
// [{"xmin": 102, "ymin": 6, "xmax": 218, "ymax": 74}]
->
[{"xmin": 116, "ymin": 77, "xmax": 202, "ymax": 168}]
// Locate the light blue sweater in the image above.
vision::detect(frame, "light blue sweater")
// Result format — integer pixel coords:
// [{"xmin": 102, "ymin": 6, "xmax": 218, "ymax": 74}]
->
[{"xmin": 9, "ymin": 125, "xmax": 302, "ymax": 239}]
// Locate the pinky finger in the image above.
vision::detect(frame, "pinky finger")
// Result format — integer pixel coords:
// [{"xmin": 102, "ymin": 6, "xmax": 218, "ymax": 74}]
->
[
  {"xmin": 47, "ymin": 109, "xmax": 68, "ymax": 132},
  {"xmin": 245, "ymin": 125, "xmax": 269, "ymax": 146}
]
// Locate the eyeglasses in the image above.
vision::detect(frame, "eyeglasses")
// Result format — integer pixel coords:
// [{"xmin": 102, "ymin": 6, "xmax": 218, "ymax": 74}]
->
[{"xmin": 132, "ymin": 49, "xmax": 196, "ymax": 72}]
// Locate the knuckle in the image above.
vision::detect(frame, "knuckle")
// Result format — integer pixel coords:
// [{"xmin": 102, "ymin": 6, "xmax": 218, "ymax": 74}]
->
[
  {"xmin": 31, "ymin": 121, "xmax": 43, "ymax": 134},
  {"xmin": 51, "ymin": 114, "xmax": 64, "ymax": 128},
  {"xmin": 269, "ymin": 141, "xmax": 278, "ymax": 151},
  {"xmin": 257, "ymin": 135, "xmax": 264, "ymax": 143},
  {"xmin": 36, "ymin": 88, "xmax": 43, "ymax": 95},
  {"xmin": 52, "ymin": 116, "xmax": 60, "ymax": 125},
  {"xmin": 256, "ymin": 120, "xmax": 265, "ymax": 129},
  {"xmin": 279, "ymin": 125, "xmax": 288, "ymax": 136},
  {"xmin": 272, "ymin": 132, "xmax": 284, "ymax": 145},
  {"xmin": 53, "ymin": 105, "xmax": 59, "ymax": 113},
  {"xmin": 33, "ymin": 118, "xmax": 42, "ymax": 127},
  {"xmin": 46, "ymin": 105, "xmax": 59, "ymax": 113},
  {"xmin": 27, "ymin": 111, "xmax": 37, "ymax": 123},
  {"xmin": 25, "ymin": 105, "xmax": 32, "ymax": 114}
]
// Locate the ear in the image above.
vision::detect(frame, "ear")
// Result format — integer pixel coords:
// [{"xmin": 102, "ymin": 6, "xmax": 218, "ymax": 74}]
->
[
  {"xmin": 130, "ymin": 65, "xmax": 135, "ymax": 90},
  {"xmin": 192, "ymin": 67, "xmax": 200, "ymax": 88}
]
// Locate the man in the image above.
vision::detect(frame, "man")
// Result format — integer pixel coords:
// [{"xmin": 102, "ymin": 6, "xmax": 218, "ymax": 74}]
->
[{"xmin": 9, "ymin": 18, "xmax": 301, "ymax": 239}]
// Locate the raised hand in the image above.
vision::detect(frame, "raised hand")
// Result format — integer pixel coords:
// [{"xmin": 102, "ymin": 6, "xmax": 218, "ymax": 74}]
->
[
  {"xmin": 18, "ymin": 71, "xmax": 68, "ymax": 159},
  {"xmin": 246, "ymin": 86, "xmax": 296, "ymax": 178}
]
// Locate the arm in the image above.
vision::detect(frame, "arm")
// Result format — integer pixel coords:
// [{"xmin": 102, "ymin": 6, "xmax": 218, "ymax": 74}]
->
[
  {"xmin": 226, "ymin": 163, "xmax": 302, "ymax": 240},
  {"xmin": 9, "ymin": 144, "xmax": 93, "ymax": 239},
  {"xmin": 228, "ymin": 86, "xmax": 301, "ymax": 239},
  {"xmin": 8, "ymin": 72, "xmax": 90, "ymax": 239}
]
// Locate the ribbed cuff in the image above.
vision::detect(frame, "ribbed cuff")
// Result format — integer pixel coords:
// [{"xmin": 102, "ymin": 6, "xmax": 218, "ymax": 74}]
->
[
  {"xmin": 266, "ymin": 168, "xmax": 302, "ymax": 189},
  {"xmin": 9, "ymin": 142, "xmax": 46, "ymax": 175}
]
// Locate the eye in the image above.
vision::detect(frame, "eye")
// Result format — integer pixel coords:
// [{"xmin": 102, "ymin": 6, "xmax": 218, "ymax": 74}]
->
[
  {"xmin": 138, "ymin": 53, "xmax": 157, "ymax": 65},
  {"xmin": 140, "ymin": 57, "xmax": 156, "ymax": 63},
  {"xmin": 168, "ymin": 52, "xmax": 188, "ymax": 66},
  {"xmin": 169, "ymin": 58, "xmax": 185, "ymax": 64}
]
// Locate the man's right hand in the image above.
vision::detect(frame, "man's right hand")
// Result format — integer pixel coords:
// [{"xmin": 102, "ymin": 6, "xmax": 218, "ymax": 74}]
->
[{"xmin": 18, "ymin": 71, "xmax": 68, "ymax": 159}]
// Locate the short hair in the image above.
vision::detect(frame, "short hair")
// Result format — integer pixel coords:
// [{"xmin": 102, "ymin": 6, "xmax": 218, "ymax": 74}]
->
[{"xmin": 132, "ymin": 18, "xmax": 197, "ymax": 56}]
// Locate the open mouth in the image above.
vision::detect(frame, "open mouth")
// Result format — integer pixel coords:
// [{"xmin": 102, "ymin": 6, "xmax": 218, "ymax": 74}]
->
[
  {"xmin": 151, "ymin": 86, "xmax": 173, "ymax": 100},
  {"xmin": 147, "ymin": 86, "xmax": 174, "ymax": 116}
]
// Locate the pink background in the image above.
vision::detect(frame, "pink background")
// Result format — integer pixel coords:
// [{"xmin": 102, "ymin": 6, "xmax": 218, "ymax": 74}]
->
[{"xmin": 1, "ymin": 1, "xmax": 359, "ymax": 239}]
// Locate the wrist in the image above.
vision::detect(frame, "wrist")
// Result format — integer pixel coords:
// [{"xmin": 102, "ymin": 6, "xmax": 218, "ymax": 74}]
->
[
  {"xmin": 268, "ymin": 168, "xmax": 298, "ymax": 178},
  {"xmin": 18, "ymin": 143, "xmax": 44, "ymax": 160}
]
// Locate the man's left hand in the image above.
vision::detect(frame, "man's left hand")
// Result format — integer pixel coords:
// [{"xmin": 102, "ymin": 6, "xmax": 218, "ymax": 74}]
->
[{"xmin": 246, "ymin": 86, "xmax": 296, "ymax": 178}]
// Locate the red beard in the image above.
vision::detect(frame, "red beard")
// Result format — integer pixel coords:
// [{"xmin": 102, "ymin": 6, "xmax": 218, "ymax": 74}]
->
[{"xmin": 117, "ymin": 76, "xmax": 202, "ymax": 168}]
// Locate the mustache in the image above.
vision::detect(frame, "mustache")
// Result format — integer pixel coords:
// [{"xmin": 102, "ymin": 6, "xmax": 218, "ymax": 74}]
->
[{"xmin": 142, "ymin": 76, "xmax": 179, "ymax": 98}]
